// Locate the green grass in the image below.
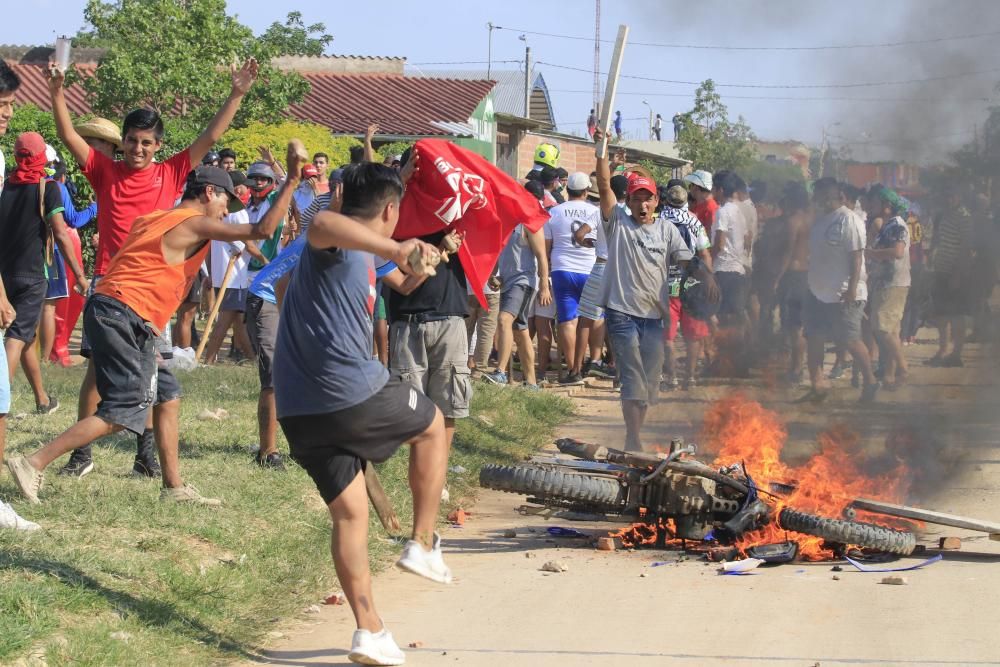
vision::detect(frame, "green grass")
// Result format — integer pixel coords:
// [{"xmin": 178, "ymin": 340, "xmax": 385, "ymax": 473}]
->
[{"xmin": 0, "ymin": 364, "xmax": 573, "ymax": 666}]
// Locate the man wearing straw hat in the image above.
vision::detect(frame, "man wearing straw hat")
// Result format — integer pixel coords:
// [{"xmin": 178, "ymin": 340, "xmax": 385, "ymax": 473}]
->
[{"xmin": 46, "ymin": 59, "xmax": 260, "ymax": 479}]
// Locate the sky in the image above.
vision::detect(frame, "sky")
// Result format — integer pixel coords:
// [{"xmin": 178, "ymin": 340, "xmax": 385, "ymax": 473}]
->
[{"xmin": 4, "ymin": 0, "xmax": 999, "ymax": 164}]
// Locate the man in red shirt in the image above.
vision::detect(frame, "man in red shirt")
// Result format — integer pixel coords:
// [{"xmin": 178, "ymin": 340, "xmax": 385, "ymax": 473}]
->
[
  {"xmin": 685, "ymin": 170, "xmax": 718, "ymax": 234},
  {"xmin": 47, "ymin": 59, "xmax": 259, "ymax": 478}
]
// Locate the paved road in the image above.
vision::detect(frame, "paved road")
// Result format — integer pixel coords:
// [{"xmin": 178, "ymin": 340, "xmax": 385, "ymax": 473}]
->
[{"xmin": 249, "ymin": 339, "xmax": 1000, "ymax": 667}]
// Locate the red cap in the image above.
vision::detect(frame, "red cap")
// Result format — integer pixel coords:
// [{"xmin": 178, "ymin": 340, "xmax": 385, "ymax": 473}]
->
[
  {"xmin": 14, "ymin": 132, "xmax": 46, "ymax": 158},
  {"xmin": 302, "ymin": 164, "xmax": 319, "ymax": 178},
  {"xmin": 627, "ymin": 175, "xmax": 657, "ymax": 197}
]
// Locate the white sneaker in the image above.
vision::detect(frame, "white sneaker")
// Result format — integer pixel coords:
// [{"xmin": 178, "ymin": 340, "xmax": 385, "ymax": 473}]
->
[
  {"xmin": 0, "ymin": 500, "xmax": 41, "ymax": 531},
  {"xmin": 348, "ymin": 627, "xmax": 406, "ymax": 665},
  {"xmin": 396, "ymin": 532, "xmax": 452, "ymax": 584}
]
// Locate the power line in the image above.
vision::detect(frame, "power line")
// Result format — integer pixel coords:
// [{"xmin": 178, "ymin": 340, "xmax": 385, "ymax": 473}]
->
[
  {"xmin": 548, "ymin": 88, "xmax": 995, "ymax": 104},
  {"xmin": 537, "ymin": 60, "xmax": 1000, "ymax": 90},
  {"xmin": 409, "ymin": 59, "xmax": 522, "ymax": 66},
  {"xmin": 493, "ymin": 25, "xmax": 1000, "ymax": 52}
]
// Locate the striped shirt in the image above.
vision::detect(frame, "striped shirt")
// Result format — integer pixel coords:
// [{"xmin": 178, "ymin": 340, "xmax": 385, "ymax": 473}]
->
[
  {"xmin": 932, "ymin": 208, "xmax": 972, "ymax": 273},
  {"xmin": 300, "ymin": 193, "xmax": 332, "ymax": 233}
]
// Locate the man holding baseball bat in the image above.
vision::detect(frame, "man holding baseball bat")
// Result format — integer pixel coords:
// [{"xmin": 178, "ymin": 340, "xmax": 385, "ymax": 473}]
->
[
  {"xmin": 6, "ymin": 144, "xmax": 303, "ymax": 505},
  {"xmin": 46, "ymin": 58, "xmax": 260, "ymax": 479},
  {"xmin": 274, "ymin": 162, "xmax": 450, "ymax": 665}
]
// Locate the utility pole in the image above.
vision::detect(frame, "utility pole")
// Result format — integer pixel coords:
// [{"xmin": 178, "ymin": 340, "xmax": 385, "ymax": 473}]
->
[
  {"xmin": 487, "ymin": 22, "xmax": 494, "ymax": 80},
  {"xmin": 642, "ymin": 100, "xmax": 652, "ymax": 141},
  {"xmin": 593, "ymin": 0, "xmax": 601, "ymax": 115},
  {"xmin": 523, "ymin": 41, "xmax": 531, "ymax": 120}
]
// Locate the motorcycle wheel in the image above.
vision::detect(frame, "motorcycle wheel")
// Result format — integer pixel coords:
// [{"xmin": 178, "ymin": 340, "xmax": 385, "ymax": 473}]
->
[
  {"xmin": 778, "ymin": 507, "xmax": 916, "ymax": 555},
  {"xmin": 479, "ymin": 464, "xmax": 625, "ymax": 510}
]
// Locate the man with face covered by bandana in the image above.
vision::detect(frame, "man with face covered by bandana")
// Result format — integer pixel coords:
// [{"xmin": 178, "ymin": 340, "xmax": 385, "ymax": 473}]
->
[{"xmin": 242, "ymin": 161, "xmax": 287, "ymax": 280}]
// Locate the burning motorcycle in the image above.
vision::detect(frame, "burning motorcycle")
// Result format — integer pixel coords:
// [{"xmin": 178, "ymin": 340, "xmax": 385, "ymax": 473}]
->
[{"xmin": 479, "ymin": 437, "xmax": 917, "ymax": 556}]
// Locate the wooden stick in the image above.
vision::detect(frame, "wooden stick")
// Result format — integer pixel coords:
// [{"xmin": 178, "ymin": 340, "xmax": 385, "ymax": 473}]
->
[
  {"xmin": 595, "ymin": 24, "xmax": 630, "ymax": 160},
  {"xmin": 849, "ymin": 498, "xmax": 1000, "ymax": 534},
  {"xmin": 195, "ymin": 253, "xmax": 238, "ymax": 361},
  {"xmin": 365, "ymin": 465, "xmax": 402, "ymax": 533}
]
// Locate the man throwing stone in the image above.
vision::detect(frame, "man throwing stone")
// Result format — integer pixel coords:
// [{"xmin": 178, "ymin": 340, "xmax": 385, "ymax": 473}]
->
[{"xmin": 274, "ymin": 162, "xmax": 451, "ymax": 665}]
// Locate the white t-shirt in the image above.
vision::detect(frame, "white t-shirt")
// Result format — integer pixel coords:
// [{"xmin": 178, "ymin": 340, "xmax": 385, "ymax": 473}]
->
[
  {"xmin": 739, "ymin": 198, "xmax": 758, "ymax": 268},
  {"xmin": 808, "ymin": 206, "xmax": 868, "ymax": 304},
  {"xmin": 210, "ymin": 209, "xmax": 250, "ymax": 289},
  {"xmin": 712, "ymin": 201, "xmax": 748, "ymax": 274},
  {"xmin": 544, "ymin": 199, "xmax": 598, "ymax": 274}
]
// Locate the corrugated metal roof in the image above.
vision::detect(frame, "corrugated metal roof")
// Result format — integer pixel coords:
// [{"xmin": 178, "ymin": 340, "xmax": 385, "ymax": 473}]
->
[
  {"xmin": 9, "ymin": 63, "xmax": 95, "ymax": 116},
  {"xmin": 289, "ymin": 72, "xmax": 495, "ymax": 136},
  {"xmin": 407, "ymin": 69, "xmax": 554, "ymax": 128},
  {"xmin": 7, "ymin": 64, "xmax": 495, "ymax": 138}
]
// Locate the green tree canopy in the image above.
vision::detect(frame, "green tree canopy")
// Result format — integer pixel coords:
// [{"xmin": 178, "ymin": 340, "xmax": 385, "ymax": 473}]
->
[
  {"xmin": 676, "ymin": 79, "xmax": 757, "ymax": 173},
  {"xmin": 74, "ymin": 0, "xmax": 332, "ymax": 133}
]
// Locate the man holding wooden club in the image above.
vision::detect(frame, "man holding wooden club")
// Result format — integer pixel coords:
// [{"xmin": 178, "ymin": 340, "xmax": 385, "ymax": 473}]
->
[{"xmin": 6, "ymin": 143, "xmax": 303, "ymax": 505}]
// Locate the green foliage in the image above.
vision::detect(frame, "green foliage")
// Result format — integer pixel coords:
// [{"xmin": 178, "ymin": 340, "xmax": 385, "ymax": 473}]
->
[
  {"xmin": 676, "ymin": 79, "xmax": 757, "ymax": 173},
  {"xmin": 75, "ymin": 0, "xmax": 331, "ymax": 129},
  {"xmin": 374, "ymin": 140, "xmax": 414, "ymax": 164},
  {"xmin": 221, "ymin": 120, "xmax": 361, "ymax": 171}
]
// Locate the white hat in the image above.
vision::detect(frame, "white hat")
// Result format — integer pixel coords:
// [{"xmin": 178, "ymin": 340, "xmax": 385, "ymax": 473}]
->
[
  {"xmin": 567, "ymin": 171, "xmax": 591, "ymax": 191},
  {"xmin": 684, "ymin": 170, "xmax": 713, "ymax": 191},
  {"xmin": 44, "ymin": 144, "xmax": 59, "ymax": 164}
]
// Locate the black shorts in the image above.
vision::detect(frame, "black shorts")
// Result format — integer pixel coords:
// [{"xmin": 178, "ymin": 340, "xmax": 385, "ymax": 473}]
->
[
  {"xmin": 1, "ymin": 274, "xmax": 47, "ymax": 343},
  {"xmin": 219, "ymin": 287, "xmax": 247, "ymax": 313},
  {"xmin": 716, "ymin": 271, "xmax": 748, "ymax": 320},
  {"xmin": 184, "ymin": 276, "xmax": 203, "ymax": 305},
  {"xmin": 279, "ymin": 375, "xmax": 438, "ymax": 505},
  {"xmin": 930, "ymin": 272, "xmax": 973, "ymax": 318},
  {"xmin": 778, "ymin": 270, "xmax": 808, "ymax": 332},
  {"xmin": 84, "ymin": 294, "xmax": 158, "ymax": 435}
]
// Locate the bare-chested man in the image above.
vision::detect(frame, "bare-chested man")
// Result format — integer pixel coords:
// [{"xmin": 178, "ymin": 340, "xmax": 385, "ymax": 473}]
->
[{"xmin": 774, "ymin": 182, "xmax": 812, "ymax": 383}]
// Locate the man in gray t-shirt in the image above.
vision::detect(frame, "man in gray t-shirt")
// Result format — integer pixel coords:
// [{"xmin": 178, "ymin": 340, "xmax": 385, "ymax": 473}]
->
[
  {"xmin": 594, "ymin": 130, "xmax": 718, "ymax": 452},
  {"xmin": 484, "ymin": 220, "xmax": 551, "ymax": 388}
]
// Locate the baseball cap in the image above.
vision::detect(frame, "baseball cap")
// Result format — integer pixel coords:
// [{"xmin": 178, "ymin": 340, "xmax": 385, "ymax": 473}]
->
[
  {"xmin": 684, "ymin": 170, "xmax": 713, "ymax": 192},
  {"xmin": 587, "ymin": 175, "xmax": 600, "ymax": 202},
  {"xmin": 44, "ymin": 144, "xmax": 60, "ymax": 164},
  {"xmin": 14, "ymin": 132, "xmax": 46, "ymax": 157},
  {"xmin": 229, "ymin": 170, "xmax": 247, "ymax": 188},
  {"xmin": 302, "ymin": 164, "xmax": 319, "ymax": 179},
  {"xmin": 190, "ymin": 165, "xmax": 244, "ymax": 213},
  {"xmin": 328, "ymin": 168, "xmax": 345, "ymax": 184},
  {"xmin": 567, "ymin": 171, "xmax": 591, "ymax": 191},
  {"xmin": 665, "ymin": 185, "xmax": 689, "ymax": 208},
  {"xmin": 627, "ymin": 175, "xmax": 657, "ymax": 197}
]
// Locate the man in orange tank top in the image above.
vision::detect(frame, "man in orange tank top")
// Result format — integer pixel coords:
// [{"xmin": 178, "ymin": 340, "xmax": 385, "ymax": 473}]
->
[{"xmin": 6, "ymin": 150, "xmax": 303, "ymax": 505}]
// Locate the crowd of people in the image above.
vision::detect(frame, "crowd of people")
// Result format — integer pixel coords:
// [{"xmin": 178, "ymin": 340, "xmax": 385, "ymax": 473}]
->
[{"xmin": 0, "ymin": 52, "xmax": 991, "ymax": 665}]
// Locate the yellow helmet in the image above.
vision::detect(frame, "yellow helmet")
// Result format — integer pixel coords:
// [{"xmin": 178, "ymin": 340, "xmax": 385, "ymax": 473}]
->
[{"xmin": 533, "ymin": 142, "xmax": 560, "ymax": 168}]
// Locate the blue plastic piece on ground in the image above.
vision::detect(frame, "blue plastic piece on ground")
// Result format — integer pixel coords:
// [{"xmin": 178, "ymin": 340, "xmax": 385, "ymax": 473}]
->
[
  {"xmin": 547, "ymin": 527, "xmax": 588, "ymax": 538},
  {"xmin": 845, "ymin": 554, "xmax": 943, "ymax": 572}
]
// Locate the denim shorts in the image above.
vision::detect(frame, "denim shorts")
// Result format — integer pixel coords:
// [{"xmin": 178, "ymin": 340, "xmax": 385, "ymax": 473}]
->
[
  {"xmin": 577, "ymin": 262, "xmax": 607, "ymax": 321},
  {"xmin": 84, "ymin": 294, "xmax": 158, "ymax": 435},
  {"xmin": 605, "ymin": 308, "xmax": 665, "ymax": 405}
]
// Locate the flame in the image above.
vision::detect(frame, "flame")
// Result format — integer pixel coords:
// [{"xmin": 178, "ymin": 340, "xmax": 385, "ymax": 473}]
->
[{"xmin": 703, "ymin": 395, "xmax": 913, "ymax": 560}]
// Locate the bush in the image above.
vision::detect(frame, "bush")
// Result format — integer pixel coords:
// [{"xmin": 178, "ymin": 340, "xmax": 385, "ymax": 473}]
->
[{"xmin": 220, "ymin": 120, "xmax": 361, "ymax": 171}]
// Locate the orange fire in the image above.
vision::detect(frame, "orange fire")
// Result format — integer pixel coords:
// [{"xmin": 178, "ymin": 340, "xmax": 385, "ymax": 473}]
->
[{"xmin": 702, "ymin": 395, "xmax": 913, "ymax": 560}]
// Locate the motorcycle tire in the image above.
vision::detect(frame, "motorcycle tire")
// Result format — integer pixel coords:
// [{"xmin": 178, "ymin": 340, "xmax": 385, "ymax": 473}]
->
[
  {"xmin": 479, "ymin": 464, "xmax": 625, "ymax": 510},
  {"xmin": 778, "ymin": 507, "xmax": 916, "ymax": 555}
]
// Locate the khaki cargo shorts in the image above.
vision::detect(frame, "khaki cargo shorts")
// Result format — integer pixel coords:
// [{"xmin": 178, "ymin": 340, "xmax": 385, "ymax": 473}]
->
[{"xmin": 389, "ymin": 316, "xmax": 472, "ymax": 419}]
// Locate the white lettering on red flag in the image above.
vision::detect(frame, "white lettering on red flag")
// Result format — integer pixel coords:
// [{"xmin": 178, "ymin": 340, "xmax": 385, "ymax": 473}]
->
[{"xmin": 432, "ymin": 157, "xmax": 489, "ymax": 225}]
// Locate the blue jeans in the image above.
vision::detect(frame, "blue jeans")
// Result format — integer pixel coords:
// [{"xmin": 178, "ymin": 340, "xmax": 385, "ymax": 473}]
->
[{"xmin": 605, "ymin": 308, "xmax": 664, "ymax": 405}]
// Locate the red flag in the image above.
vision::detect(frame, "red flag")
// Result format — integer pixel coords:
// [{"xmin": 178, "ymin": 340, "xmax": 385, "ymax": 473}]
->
[{"xmin": 395, "ymin": 139, "xmax": 548, "ymax": 307}]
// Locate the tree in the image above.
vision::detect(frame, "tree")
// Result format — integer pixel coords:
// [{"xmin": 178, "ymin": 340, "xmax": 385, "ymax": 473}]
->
[
  {"xmin": 74, "ymin": 0, "xmax": 332, "ymax": 135},
  {"xmin": 676, "ymin": 79, "xmax": 757, "ymax": 173},
  {"xmin": 221, "ymin": 119, "xmax": 360, "ymax": 169}
]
